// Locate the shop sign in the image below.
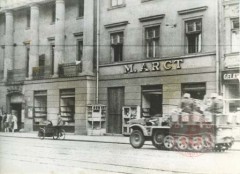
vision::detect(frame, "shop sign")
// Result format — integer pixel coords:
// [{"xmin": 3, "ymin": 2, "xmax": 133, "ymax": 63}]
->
[
  {"xmin": 124, "ymin": 59, "xmax": 183, "ymax": 74},
  {"xmin": 222, "ymin": 70, "xmax": 240, "ymax": 83},
  {"xmin": 225, "ymin": 53, "xmax": 240, "ymax": 68}
]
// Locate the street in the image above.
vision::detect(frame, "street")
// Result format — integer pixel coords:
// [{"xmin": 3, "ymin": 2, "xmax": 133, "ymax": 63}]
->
[{"xmin": 0, "ymin": 136, "xmax": 240, "ymax": 174}]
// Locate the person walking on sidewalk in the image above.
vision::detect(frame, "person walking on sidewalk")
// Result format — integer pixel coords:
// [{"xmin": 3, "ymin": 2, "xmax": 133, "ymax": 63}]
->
[{"xmin": 12, "ymin": 111, "xmax": 18, "ymax": 133}]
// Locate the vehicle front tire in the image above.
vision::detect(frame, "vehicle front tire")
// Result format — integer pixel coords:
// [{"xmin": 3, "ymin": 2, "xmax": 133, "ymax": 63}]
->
[
  {"xmin": 130, "ymin": 130, "xmax": 145, "ymax": 149},
  {"xmin": 152, "ymin": 130, "xmax": 164, "ymax": 150}
]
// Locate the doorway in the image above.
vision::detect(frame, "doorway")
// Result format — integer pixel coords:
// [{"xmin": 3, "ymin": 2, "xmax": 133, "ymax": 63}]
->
[
  {"xmin": 142, "ymin": 85, "xmax": 162, "ymax": 116},
  {"xmin": 10, "ymin": 103, "xmax": 23, "ymax": 131},
  {"xmin": 107, "ymin": 87, "xmax": 124, "ymax": 134}
]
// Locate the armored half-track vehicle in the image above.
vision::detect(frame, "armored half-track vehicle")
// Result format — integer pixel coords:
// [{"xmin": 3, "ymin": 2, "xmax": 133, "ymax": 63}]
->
[{"xmin": 129, "ymin": 112, "xmax": 234, "ymax": 152}]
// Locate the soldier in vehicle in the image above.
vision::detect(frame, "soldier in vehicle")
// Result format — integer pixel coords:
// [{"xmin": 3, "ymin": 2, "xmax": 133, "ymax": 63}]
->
[{"xmin": 180, "ymin": 93, "xmax": 194, "ymax": 114}]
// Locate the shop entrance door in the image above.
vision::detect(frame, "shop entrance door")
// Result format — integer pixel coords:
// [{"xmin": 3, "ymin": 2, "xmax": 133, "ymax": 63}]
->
[
  {"xmin": 10, "ymin": 103, "xmax": 22, "ymax": 130},
  {"xmin": 107, "ymin": 87, "xmax": 124, "ymax": 134},
  {"xmin": 142, "ymin": 85, "xmax": 162, "ymax": 116}
]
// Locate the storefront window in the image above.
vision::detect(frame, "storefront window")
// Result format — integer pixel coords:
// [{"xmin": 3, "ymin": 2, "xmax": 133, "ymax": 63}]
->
[
  {"xmin": 60, "ymin": 89, "xmax": 75, "ymax": 125},
  {"xmin": 182, "ymin": 83, "xmax": 206, "ymax": 100},
  {"xmin": 34, "ymin": 91, "xmax": 47, "ymax": 124},
  {"xmin": 225, "ymin": 84, "xmax": 240, "ymax": 113}
]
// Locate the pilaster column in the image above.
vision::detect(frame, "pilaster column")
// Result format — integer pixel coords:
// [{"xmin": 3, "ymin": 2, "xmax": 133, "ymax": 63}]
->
[
  {"xmin": 3, "ymin": 10, "xmax": 14, "ymax": 81},
  {"xmin": 54, "ymin": 0, "xmax": 65, "ymax": 77},
  {"xmin": 82, "ymin": 0, "xmax": 94, "ymax": 75},
  {"xmin": 29, "ymin": 4, "xmax": 39, "ymax": 79}
]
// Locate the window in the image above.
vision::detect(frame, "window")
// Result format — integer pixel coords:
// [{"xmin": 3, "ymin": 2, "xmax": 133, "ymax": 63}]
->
[
  {"xmin": 182, "ymin": 83, "xmax": 206, "ymax": 100},
  {"xmin": 51, "ymin": 4, "xmax": 56, "ymax": 23},
  {"xmin": 78, "ymin": 0, "xmax": 84, "ymax": 17},
  {"xmin": 0, "ymin": 14, "xmax": 5, "ymax": 35},
  {"xmin": 77, "ymin": 40, "xmax": 83, "ymax": 61},
  {"xmin": 39, "ymin": 54, "xmax": 45, "ymax": 67},
  {"xmin": 185, "ymin": 19, "xmax": 202, "ymax": 54},
  {"xmin": 26, "ymin": 46, "xmax": 30, "ymax": 77},
  {"xmin": 60, "ymin": 89, "xmax": 75, "ymax": 125},
  {"xmin": 26, "ymin": 8, "xmax": 31, "ymax": 28},
  {"xmin": 111, "ymin": 0, "xmax": 124, "ymax": 7},
  {"xmin": 51, "ymin": 44, "xmax": 55, "ymax": 75},
  {"xmin": 145, "ymin": 26, "xmax": 160, "ymax": 58},
  {"xmin": 111, "ymin": 32, "xmax": 123, "ymax": 62},
  {"xmin": 231, "ymin": 18, "xmax": 239, "ymax": 53},
  {"xmin": 34, "ymin": 91, "xmax": 47, "ymax": 124}
]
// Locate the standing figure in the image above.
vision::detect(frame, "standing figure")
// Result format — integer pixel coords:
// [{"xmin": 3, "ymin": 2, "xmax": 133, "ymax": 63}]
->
[
  {"xmin": 7, "ymin": 113, "xmax": 13, "ymax": 132},
  {"xmin": 180, "ymin": 93, "xmax": 193, "ymax": 114},
  {"xmin": 12, "ymin": 111, "xmax": 18, "ymax": 133}
]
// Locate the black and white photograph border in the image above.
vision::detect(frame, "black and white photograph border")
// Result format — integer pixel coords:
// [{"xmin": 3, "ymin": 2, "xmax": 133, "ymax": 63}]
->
[{"xmin": 0, "ymin": 0, "xmax": 239, "ymax": 174}]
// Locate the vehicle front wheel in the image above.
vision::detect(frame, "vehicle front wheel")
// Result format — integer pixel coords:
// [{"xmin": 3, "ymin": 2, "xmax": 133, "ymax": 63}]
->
[
  {"xmin": 152, "ymin": 130, "xmax": 164, "ymax": 150},
  {"xmin": 130, "ymin": 130, "xmax": 145, "ymax": 149}
]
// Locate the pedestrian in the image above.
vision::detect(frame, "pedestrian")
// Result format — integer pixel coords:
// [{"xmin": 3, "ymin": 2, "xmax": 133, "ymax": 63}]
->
[
  {"xmin": 57, "ymin": 113, "xmax": 64, "ymax": 126},
  {"xmin": 179, "ymin": 93, "xmax": 193, "ymax": 114},
  {"xmin": 0, "ymin": 112, "xmax": 2, "ymax": 132},
  {"xmin": 12, "ymin": 111, "xmax": 18, "ymax": 133},
  {"xmin": 7, "ymin": 112, "xmax": 13, "ymax": 132},
  {"xmin": 4, "ymin": 113, "xmax": 9, "ymax": 132}
]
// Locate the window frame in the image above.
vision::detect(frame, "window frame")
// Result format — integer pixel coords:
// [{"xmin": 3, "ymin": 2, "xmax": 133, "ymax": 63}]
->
[
  {"xmin": 78, "ymin": 0, "xmax": 84, "ymax": 18},
  {"xmin": 76, "ymin": 39, "xmax": 83, "ymax": 61},
  {"xmin": 110, "ymin": 31, "xmax": 124, "ymax": 62},
  {"xmin": 25, "ymin": 45, "xmax": 30, "ymax": 77},
  {"xmin": 51, "ymin": 4, "xmax": 56, "ymax": 24},
  {"xmin": 181, "ymin": 82, "xmax": 206, "ymax": 100},
  {"xmin": 109, "ymin": 0, "xmax": 126, "ymax": 10},
  {"xmin": 144, "ymin": 25, "xmax": 160, "ymax": 59},
  {"xmin": 185, "ymin": 18, "xmax": 202, "ymax": 54},
  {"xmin": 26, "ymin": 8, "xmax": 31, "ymax": 29},
  {"xmin": 231, "ymin": 18, "xmax": 239, "ymax": 53}
]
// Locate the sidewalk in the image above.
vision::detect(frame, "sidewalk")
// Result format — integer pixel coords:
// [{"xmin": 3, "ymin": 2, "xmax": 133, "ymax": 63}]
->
[{"xmin": 0, "ymin": 132, "xmax": 130, "ymax": 144}]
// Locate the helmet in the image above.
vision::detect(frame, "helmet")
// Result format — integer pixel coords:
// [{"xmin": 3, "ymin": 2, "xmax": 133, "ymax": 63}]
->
[
  {"xmin": 210, "ymin": 93, "xmax": 218, "ymax": 98},
  {"xmin": 183, "ymin": 93, "xmax": 191, "ymax": 98}
]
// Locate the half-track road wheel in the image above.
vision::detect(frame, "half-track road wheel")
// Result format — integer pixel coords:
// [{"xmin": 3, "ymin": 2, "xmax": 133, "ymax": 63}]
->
[
  {"xmin": 192, "ymin": 136, "xmax": 204, "ymax": 152},
  {"xmin": 177, "ymin": 136, "xmax": 189, "ymax": 151},
  {"xmin": 130, "ymin": 130, "xmax": 145, "ymax": 149},
  {"xmin": 163, "ymin": 135, "xmax": 175, "ymax": 150},
  {"xmin": 152, "ymin": 130, "xmax": 165, "ymax": 150}
]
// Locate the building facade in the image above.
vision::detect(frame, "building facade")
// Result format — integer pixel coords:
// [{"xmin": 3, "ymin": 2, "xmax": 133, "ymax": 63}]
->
[
  {"xmin": 97, "ymin": 0, "xmax": 218, "ymax": 134},
  {"xmin": 0, "ymin": 0, "xmax": 96, "ymax": 134},
  {"xmin": 0, "ymin": 0, "xmax": 228, "ymax": 135},
  {"xmin": 220, "ymin": 0, "xmax": 239, "ymax": 114}
]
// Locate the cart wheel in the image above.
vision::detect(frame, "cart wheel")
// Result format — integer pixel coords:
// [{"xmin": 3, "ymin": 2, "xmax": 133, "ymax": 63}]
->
[
  {"xmin": 58, "ymin": 129, "xmax": 66, "ymax": 140},
  {"xmin": 53, "ymin": 129, "xmax": 58, "ymax": 140},
  {"xmin": 152, "ymin": 130, "xmax": 164, "ymax": 150},
  {"xmin": 130, "ymin": 130, "xmax": 145, "ymax": 149},
  {"xmin": 38, "ymin": 128, "xmax": 45, "ymax": 140}
]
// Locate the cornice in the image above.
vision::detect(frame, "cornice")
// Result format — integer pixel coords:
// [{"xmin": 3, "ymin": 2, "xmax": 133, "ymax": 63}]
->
[
  {"xmin": 178, "ymin": 6, "xmax": 208, "ymax": 15},
  {"xmin": 104, "ymin": 21, "xmax": 129, "ymax": 29},
  {"xmin": 139, "ymin": 14, "xmax": 165, "ymax": 22}
]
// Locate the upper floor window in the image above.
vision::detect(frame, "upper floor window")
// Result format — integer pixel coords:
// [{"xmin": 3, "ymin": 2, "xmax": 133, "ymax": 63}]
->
[
  {"xmin": 51, "ymin": 4, "xmax": 56, "ymax": 24},
  {"xmin": 145, "ymin": 26, "xmax": 160, "ymax": 58},
  {"xmin": 77, "ymin": 40, "xmax": 83, "ymax": 61},
  {"xmin": 26, "ymin": 46, "xmax": 30, "ymax": 77},
  {"xmin": 111, "ymin": 0, "xmax": 124, "ymax": 7},
  {"xmin": 111, "ymin": 32, "xmax": 124, "ymax": 62},
  {"xmin": 231, "ymin": 18, "xmax": 239, "ymax": 53},
  {"xmin": 78, "ymin": 0, "xmax": 84, "ymax": 17},
  {"xmin": 26, "ymin": 8, "xmax": 31, "ymax": 29},
  {"xmin": 185, "ymin": 19, "xmax": 202, "ymax": 54},
  {"xmin": 0, "ymin": 14, "xmax": 5, "ymax": 35}
]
